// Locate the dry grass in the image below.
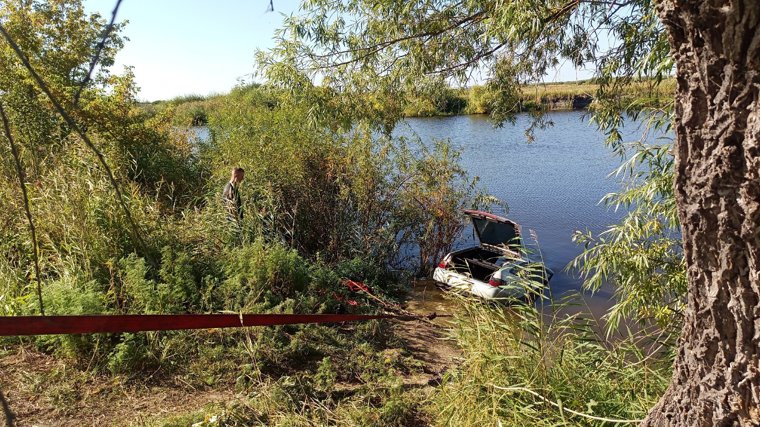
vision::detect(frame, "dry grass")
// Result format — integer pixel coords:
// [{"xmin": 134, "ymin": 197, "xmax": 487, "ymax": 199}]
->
[
  {"xmin": 0, "ymin": 305, "xmax": 458, "ymax": 427},
  {"xmin": 520, "ymin": 78, "xmax": 677, "ymax": 101},
  {"xmin": 0, "ymin": 346, "xmax": 236, "ymax": 426}
]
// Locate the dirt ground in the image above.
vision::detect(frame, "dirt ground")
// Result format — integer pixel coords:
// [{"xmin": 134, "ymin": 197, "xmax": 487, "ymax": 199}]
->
[
  {"xmin": 0, "ymin": 282, "xmax": 460, "ymax": 426},
  {"xmin": 393, "ymin": 280, "xmax": 461, "ymax": 385},
  {"xmin": 0, "ymin": 348, "xmax": 237, "ymax": 426}
]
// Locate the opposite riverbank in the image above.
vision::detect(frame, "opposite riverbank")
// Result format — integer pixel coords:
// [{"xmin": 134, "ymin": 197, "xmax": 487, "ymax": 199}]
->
[
  {"xmin": 150, "ymin": 79, "xmax": 676, "ymax": 127},
  {"xmin": 403, "ymin": 78, "xmax": 676, "ymax": 117}
]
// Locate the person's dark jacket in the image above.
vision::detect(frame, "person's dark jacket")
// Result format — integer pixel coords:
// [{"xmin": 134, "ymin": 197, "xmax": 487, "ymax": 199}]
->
[{"xmin": 223, "ymin": 181, "xmax": 243, "ymax": 220}]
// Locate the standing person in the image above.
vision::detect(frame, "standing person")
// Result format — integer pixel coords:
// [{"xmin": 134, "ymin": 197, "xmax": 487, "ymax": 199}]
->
[{"xmin": 223, "ymin": 167, "xmax": 244, "ymax": 222}]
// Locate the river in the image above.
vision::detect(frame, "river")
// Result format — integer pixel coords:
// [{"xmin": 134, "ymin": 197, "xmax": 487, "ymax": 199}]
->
[{"xmin": 398, "ymin": 111, "xmax": 664, "ymax": 309}]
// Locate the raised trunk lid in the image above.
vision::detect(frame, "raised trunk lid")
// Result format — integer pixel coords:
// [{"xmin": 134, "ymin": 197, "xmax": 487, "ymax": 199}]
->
[{"xmin": 464, "ymin": 210, "xmax": 522, "ymax": 255}]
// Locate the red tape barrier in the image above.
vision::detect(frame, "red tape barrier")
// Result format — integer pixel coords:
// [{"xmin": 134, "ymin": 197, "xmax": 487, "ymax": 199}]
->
[{"xmin": 0, "ymin": 313, "xmax": 405, "ymax": 337}]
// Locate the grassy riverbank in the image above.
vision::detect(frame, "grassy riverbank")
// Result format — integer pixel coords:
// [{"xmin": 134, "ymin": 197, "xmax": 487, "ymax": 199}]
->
[
  {"xmin": 157, "ymin": 79, "xmax": 677, "ymax": 126},
  {"xmin": 393, "ymin": 79, "xmax": 675, "ymax": 117},
  {"xmin": 1, "ymin": 288, "xmax": 670, "ymax": 426},
  {"xmin": 1, "ymin": 307, "xmax": 447, "ymax": 426},
  {"xmin": 2, "ymin": 72, "xmax": 675, "ymax": 426}
]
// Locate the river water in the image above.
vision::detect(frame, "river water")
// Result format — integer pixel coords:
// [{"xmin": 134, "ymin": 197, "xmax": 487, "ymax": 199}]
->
[{"xmin": 398, "ymin": 111, "xmax": 660, "ymax": 308}]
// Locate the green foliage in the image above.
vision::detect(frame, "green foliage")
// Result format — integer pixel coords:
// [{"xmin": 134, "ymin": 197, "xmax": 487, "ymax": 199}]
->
[
  {"xmin": 573, "ymin": 140, "xmax": 684, "ymax": 331},
  {"xmin": 431, "ymin": 295, "xmax": 670, "ymax": 426},
  {"xmin": 33, "ymin": 274, "xmax": 106, "ymax": 357},
  {"xmin": 465, "ymin": 84, "xmax": 498, "ymax": 115},
  {"xmin": 259, "ymin": 0, "xmax": 686, "ymax": 331},
  {"xmin": 181, "ymin": 335, "xmax": 426, "ymax": 426},
  {"xmin": 261, "ymin": 0, "xmax": 671, "ymax": 126},
  {"xmin": 260, "ymin": 0, "xmax": 685, "ymax": 333},
  {"xmin": 106, "ymin": 332, "xmax": 154, "ymax": 374},
  {"xmin": 403, "ymin": 77, "xmax": 467, "ymax": 117},
  {"xmin": 255, "ymin": 1, "xmax": 684, "ymax": 424},
  {"xmin": 206, "ymin": 84, "xmax": 484, "ymax": 272},
  {"xmin": 39, "ymin": 274, "xmax": 105, "ymax": 316},
  {"xmin": 0, "ymin": 0, "xmax": 687, "ymax": 425},
  {"xmin": 219, "ymin": 240, "xmax": 310, "ymax": 311},
  {"xmin": 159, "ymin": 95, "xmax": 212, "ymax": 127},
  {"xmin": 119, "ymin": 250, "xmax": 197, "ymax": 314},
  {"xmin": 314, "ymin": 356, "xmax": 337, "ymax": 391}
]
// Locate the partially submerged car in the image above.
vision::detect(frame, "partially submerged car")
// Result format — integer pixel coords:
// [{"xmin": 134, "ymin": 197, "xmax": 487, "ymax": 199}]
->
[{"xmin": 432, "ymin": 210, "xmax": 553, "ymax": 301}]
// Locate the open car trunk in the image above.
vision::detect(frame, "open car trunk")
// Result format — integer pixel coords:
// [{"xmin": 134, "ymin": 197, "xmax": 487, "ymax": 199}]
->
[
  {"xmin": 446, "ymin": 210, "xmax": 523, "ymax": 282},
  {"xmin": 448, "ymin": 247, "xmax": 508, "ymax": 282}
]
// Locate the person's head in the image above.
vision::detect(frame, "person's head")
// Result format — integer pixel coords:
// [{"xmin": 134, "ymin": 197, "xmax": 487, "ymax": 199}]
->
[{"xmin": 231, "ymin": 167, "xmax": 245, "ymax": 184}]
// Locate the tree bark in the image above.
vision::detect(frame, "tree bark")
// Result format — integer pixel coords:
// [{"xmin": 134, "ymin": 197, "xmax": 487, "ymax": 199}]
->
[{"xmin": 644, "ymin": 1, "xmax": 760, "ymax": 425}]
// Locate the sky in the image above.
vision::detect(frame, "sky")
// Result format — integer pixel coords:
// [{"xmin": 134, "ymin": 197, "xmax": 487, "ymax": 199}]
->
[
  {"xmin": 84, "ymin": 0, "xmax": 591, "ymax": 102},
  {"xmin": 84, "ymin": 0, "xmax": 302, "ymax": 101}
]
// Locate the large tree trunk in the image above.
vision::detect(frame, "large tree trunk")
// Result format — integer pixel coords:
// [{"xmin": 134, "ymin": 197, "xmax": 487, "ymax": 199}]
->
[{"xmin": 644, "ymin": 1, "xmax": 760, "ymax": 425}]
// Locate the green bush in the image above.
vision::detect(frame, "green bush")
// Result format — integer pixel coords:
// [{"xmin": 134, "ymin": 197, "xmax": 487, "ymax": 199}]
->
[
  {"xmin": 207, "ymin": 85, "xmax": 482, "ymax": 271},
  {"xmin": 38, "ymin": 274, "xmax": 105, "ymax": 315},
  {"xmin": 32, "ymin": 274, "xmax": 106, "ymax": 358},
  {"xmin": 120, "ymin": 254, "xmax": 185, "ymax": 314},
  {"xmin": 218, "ymin": 240, "xmax": 309, "ymax": 311},
  {"xmin": 106, "ymin": 332, "xmax": 154, "ymax": 374}
]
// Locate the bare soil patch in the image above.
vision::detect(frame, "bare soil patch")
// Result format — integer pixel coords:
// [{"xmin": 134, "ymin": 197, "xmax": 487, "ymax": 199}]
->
[
  {"xmin": 393, "ymin": 280, "xmax": 461, "ymax": 386},
  {"xmin": 0, "ymin": 348, "xmax": 234, "ymax": 426}
]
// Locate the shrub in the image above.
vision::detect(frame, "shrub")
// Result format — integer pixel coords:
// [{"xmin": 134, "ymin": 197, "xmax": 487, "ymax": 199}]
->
[
  {"xmin": 218, "ymin": 240, "xmax": 310, "ymax": 311},
  {"xmin": 106, "ymin": 332, "xmax": 154, "ymax": 374},
  {"xmin": 32, "ymin": 274, "xmax": 107, "ymax": 358},
  {"xmin": 120, "ymin": 254, "xmax": 184, "ymax": 314}
]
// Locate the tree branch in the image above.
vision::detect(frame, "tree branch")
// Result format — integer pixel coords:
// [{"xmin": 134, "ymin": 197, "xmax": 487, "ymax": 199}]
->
[
  {"xmin": 0, "ymin": 102, "xmax": 44, "ymax": 316},
  {"xmin": 0, "ymin": 389, "xmax": 15, "ymax": 427},
  {"xmin": 73, "ymin": 0, "xmax": 123, "ymax": 107},
  {"xmin": 313, "ymin": 9, "xmax": 487, "ymax": 62},
  {"xmin": 0, "ymin": 22, "xmax": 145, "ymax": 251},
  {"xmin": 429, "ymin": 41, "xmax": 507, "ymax": 75}
]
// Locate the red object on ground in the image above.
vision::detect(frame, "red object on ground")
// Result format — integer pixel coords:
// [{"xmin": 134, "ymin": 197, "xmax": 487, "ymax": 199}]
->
[
  {"xmin": 343, "ymin": 279, "xmax": 370, "ymax": 293},
  {"xmin": 0, "ymin": 313, "xmax": 397, "ymax": 337},
  {"xmin": 332, "ymin": 292, "xmax": 359, "ymax": 307}
]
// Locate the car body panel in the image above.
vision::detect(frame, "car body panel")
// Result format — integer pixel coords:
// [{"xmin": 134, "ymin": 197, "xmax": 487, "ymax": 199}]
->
[
  {"xmin": 433, "ymin": 211, "xmax": 552, "ymax": 300},
  {"xmin": 463, "ymin": 209, "xmax": 522, "ymax": 255},
  {"xmin": 433, "ymin": 267, "xmax": 527, "ymax": 299}
]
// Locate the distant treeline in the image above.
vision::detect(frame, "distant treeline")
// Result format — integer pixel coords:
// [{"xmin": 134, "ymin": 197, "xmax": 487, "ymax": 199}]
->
[{"xmin": 152, "ymin": 79, "xmax": 676, "ymax": 126}]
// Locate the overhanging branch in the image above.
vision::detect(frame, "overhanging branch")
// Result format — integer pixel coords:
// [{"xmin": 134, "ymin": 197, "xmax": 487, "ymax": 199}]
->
[{"xmin": 0, "ymin": 22, "xmax": 146, "ymax": 252}]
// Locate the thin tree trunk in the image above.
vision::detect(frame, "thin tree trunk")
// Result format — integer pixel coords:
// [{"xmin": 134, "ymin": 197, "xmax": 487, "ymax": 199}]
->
[
  {"xmin": 0, "ymin": 389, "xmax": 15, "ymax": 427},
  {"xmin": 0, "ymin": 103, "xmax": 45, "ymax": 315},
  {"xmin": 644, "ymin": 1, "xmax": 760, "ymax": 425}
]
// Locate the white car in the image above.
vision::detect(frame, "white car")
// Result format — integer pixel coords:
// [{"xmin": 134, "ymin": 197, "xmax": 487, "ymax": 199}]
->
[{"xmin": 432, "ymin": 210, "xmax": 553, "ymax": 301}]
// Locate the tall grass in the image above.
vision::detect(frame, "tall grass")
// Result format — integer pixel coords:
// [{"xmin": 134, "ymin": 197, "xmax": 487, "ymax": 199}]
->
[{"xmin": 431, "ymin": 290, "xmax": 671, "ymax": 425}]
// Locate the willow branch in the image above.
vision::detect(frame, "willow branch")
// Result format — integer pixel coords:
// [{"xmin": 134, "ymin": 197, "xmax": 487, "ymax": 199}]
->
[
  {"xmin": 543, "ymin": 0, "xmax": 581, "ymax": 24},
  {"xmin": 0, "ymin": 103, "xmax": 44, "ymax": 315},
  {"xmin": 491, "ymin": 385, "xmax": 643, "ymax": 424},
  {"xmin": 0, "ymin": 22, "xmax": 145, "ymax": 250},
  {"xmin": 73, "ymin": 0, "xmax": 123, "ymax": 107},
  {"xmin": 429, "ymin": 41, "xmax": 507, "ymax": 75},
  {"xmin": 313, "ymin": 10, "xmax": 487, "ymax": 63}
]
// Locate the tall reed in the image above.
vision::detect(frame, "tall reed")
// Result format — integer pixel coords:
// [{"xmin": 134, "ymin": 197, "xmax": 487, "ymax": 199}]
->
[{"xmin": 430, "ymin": 273, "xmax": 671, "ymax": 425}]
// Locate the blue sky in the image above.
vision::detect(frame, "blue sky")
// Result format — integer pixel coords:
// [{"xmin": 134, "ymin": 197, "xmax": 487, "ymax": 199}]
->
[
  {"xmin": 84, "ymin": 0, "xmax": 590, "ymax": 102},
  {"xmin": 84, "ymin": 0, "xmax": 301, "ymax": 101}
]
